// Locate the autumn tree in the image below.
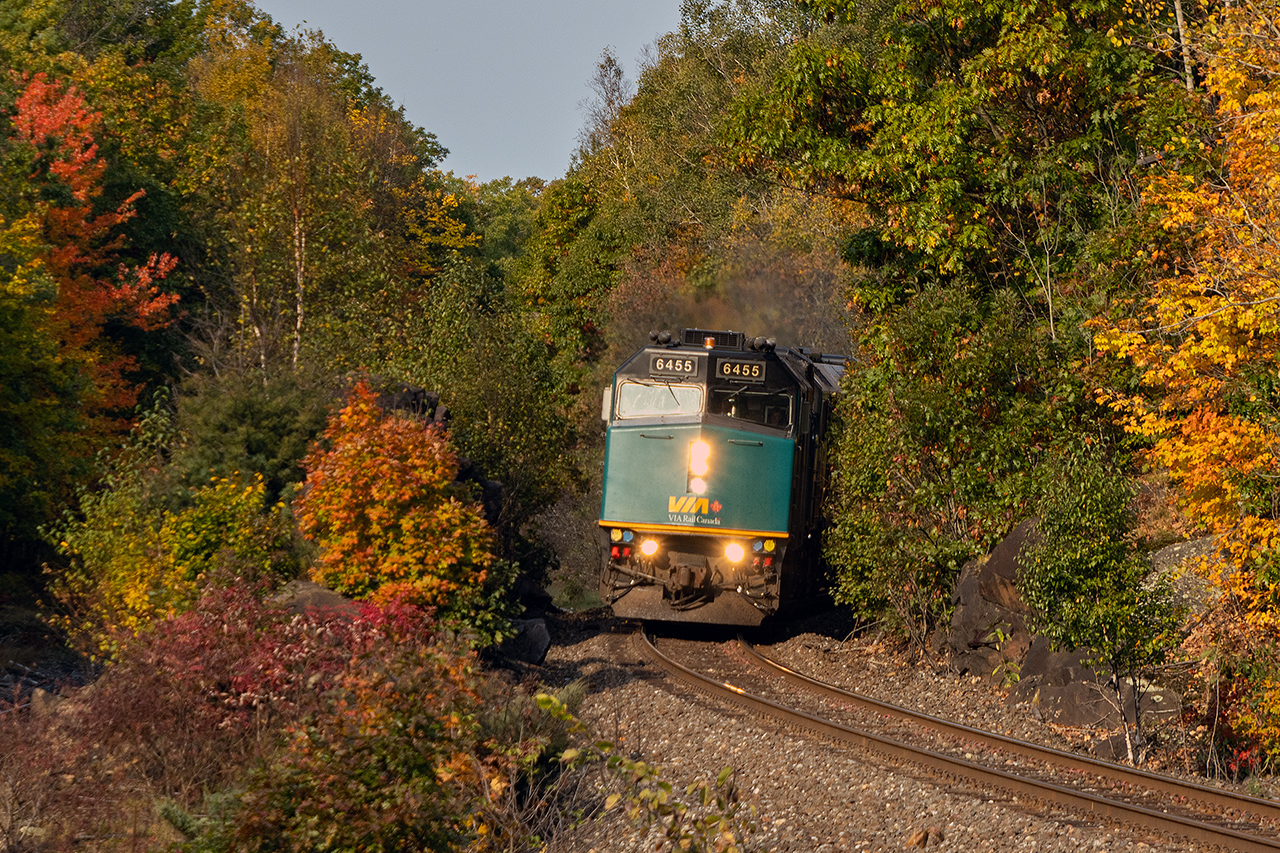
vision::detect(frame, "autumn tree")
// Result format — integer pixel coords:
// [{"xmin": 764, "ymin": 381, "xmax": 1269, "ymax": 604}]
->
[
  {"xmin": 1095, "ymin": 0, "xmax": 1280, "ymax": 758},
  {"xmin": 0, "ymin": 71, "xmax": 179, "ymax": 576},
  {"xmin": 11, "ymin": 73, "xmax": 179, "ymax": 411},
  {"xmin": 295, "ymin": 381, "xmax": 508, "ymax": 635},
  {"xmin": 185, "ymin": 3, "xmax": 472, "ymax": 378},
  {"xmin": 49, "ymin": 395, "xmax": 299, "ymax": 658}
]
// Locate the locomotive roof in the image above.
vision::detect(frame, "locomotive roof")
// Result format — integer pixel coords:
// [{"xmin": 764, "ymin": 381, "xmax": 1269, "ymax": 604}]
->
[{"xmin": 632, "ymin": 328, "xmax": 847, "ymax": 393}]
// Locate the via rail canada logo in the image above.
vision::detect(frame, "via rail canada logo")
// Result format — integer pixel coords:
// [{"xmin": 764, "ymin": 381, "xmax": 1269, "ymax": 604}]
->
[{"xmin": 667, "ymin": 496, "xmax": 723, "ymax": 525}]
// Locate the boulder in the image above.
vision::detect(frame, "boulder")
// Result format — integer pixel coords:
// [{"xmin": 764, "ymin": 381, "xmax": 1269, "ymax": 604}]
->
[
  {"xmin": 28, "ymin": 687, "xmax": 59, "ymax": 717},
  {"xmin": 514, "ymin": 576, "xmax": 557, "ymax": 615},
  {"xmin": 1150, "ymin": 535, "xmax": 1220, "ymax": 616},
  {"xmin": 978, "ymin": 519, "xmax": 1038, "ymax": 613},
  {"xmin": 947, "ymin": 521, "xmax": 1189, "ymax": 729},
  {"xmin": 499, "ymin": 618, "xmax": 551, "ymax": 665},
  {"xmin": 1010, "ymin": 637, "xmax": 1182, "ymax": 727},
  {"xmin": 272, "ymin": 580, "xmax": 359, "ymax": 618},
  {"xmin": 945, "ymin": 519, "xmax": 1039, "ymax": 681}
]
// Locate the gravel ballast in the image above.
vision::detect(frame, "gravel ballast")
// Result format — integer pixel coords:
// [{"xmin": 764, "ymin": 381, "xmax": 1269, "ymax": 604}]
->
[{"xmin": 538, "ymin": 611, "xmax": 1211, "ymax": 853}]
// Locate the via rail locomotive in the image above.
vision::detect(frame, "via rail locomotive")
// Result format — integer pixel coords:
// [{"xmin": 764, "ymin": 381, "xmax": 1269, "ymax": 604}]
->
[{"xmin": 598, "ymin": 328, "xmax": 846, "ymax": 625}]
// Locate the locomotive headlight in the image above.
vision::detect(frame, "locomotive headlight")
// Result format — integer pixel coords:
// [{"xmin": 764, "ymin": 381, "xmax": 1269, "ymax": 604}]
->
[
  {"xmin": 640, "ymin": 539, "xmax": 659, "ymax": 557},
  {"xmin": 725, "ymin": 543, "xmax": 745, "ymax": 562},
  {"xmin": 689, "ymin": 440, "xmax": 710, "ymax": 476},
  {"xmin": 689, "ymin": 477, "xmax": 707, "ymax": 495}
]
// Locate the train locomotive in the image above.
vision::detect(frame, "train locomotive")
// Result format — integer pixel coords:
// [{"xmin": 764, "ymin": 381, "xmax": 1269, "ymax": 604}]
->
[{"xmin": 598, "ymin": 328, "xmax": 846, "ymax": 625}]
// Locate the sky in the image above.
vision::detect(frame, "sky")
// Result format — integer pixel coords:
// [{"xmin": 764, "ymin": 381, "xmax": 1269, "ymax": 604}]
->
[{"xmin": 249, "ymin": 0, "xmax": 684, "ymax": 184}]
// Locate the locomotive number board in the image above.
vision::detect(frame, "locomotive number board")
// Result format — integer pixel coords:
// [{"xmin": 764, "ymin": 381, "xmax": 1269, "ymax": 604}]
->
[
  {"xmin": 715, "ymin": 359, "xmax": 766, "ymax": 383},
  {"xmin": 649, "ymin": 354, "xmax": 704, "ymax": 378}
]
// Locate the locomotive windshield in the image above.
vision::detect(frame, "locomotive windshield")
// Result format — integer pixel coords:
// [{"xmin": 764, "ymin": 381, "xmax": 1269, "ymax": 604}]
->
[
  {"xmin": 615, "ymin": 380, "xmax": 704, "ymax": 418},
  {"xmin": 708, "ymin": 388, "xmax": 792, "ymax": 429}
]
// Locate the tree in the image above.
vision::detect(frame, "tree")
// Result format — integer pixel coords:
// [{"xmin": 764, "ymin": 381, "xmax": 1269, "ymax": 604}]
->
[
  {"xmin": 0, "ymin": 71, "xmax": 178, "ymax": 577},
  {"xmin": 386, "ymin": 256, "xmax": 575, "ymax": 538},
  {"xmin": 50, "ymin": 396, "xmax": 298, "ymax": 658},
  {"xmin": 9, "ymin": 71, "xmax": 179, "ymax": 422},
  {"xmin": 1019, "ymin": 445, "xmax": 1181, "ymax": 764},
  {"xmin": 1094, "ymin": 0, "xmax": 1280, "ymax": 762},
  {"xmin": 184, "ymin": 4, "xmax": 473, "ymax": 379},
  {"xmin": 712, "ymin": 0, "xmax": 1209, "ymax": 634},
  {"xmin": 824, "ymin": 287, "xmax": 1063, "ymax": 640},
  {"xmin": 295, "ymin": 381, "xmax": 498, "ymax": 621},
  {"xmin": 1096, "ymin": 0, "xmax": 1280, "ymax": 584}
]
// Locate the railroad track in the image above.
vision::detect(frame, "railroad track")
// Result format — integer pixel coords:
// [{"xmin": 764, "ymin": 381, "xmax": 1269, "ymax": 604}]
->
[{"xmin": 634, "ymin": 628, "xmax": 1280, "ymax": 852}]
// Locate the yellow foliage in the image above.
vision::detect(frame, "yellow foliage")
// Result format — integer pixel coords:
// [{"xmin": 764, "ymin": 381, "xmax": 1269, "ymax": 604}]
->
[{"xmin": 1096, "ymin": 0, "xmax": 1280, "ymax": 636}]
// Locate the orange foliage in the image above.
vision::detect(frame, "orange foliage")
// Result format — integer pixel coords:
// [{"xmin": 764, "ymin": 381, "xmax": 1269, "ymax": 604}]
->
[
  {"xmin": 11, "ymin": 72, "xmax": 178, "ymax": 424},
  {"xmin": 295, "ymin": 381, "xmax": 494, "ymax": 608}
]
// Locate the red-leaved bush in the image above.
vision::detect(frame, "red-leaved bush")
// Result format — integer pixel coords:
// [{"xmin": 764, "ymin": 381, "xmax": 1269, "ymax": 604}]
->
[
  {"xmin": 234, "ymin": 608, "xmax": 483, "ymax": 851},
  {"xmin": 0, "ymin": 583, "xmax": 484, "ymax": 851}
]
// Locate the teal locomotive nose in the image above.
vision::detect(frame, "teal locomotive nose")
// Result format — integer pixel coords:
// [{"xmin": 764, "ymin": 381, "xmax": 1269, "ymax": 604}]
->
[{"xmin": 600, "ymin": 423, "xmax": 793, "ymax": 535}]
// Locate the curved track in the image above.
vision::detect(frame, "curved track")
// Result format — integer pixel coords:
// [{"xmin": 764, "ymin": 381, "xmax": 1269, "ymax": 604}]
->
[{"xmin": 634, "ymin": 629, "xmax": 1280, "ymax": 852}]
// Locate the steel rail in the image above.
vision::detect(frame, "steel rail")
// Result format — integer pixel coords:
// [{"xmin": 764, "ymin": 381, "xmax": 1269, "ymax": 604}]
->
[
  {"xmin": 635, "ymin": 629, "xmax": 1280, "ymax": 853},
  {"xmin": 738, "ymin": 637, "xmax": 1280, "ymax": 826}
]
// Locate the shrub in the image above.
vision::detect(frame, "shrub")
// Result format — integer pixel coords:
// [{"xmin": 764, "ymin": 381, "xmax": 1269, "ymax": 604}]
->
[
  {"xmin": 295, "ymin": 380, "xmax": 506, "ymax": 633},
  {"xmin": 50, "ymin": 401, "xmax": 297, "ymax": 658},
  {"xmin": 1019, "ymin": 443, "xmax": 1182, "ymax": 764},
  {"xmin": 825, "ymin": 287, "xmax": 1061, "ymax": 644},
  {"xmin": 2, "ymin": 584, "xmax": 356, "ymax": 850},
  {"xmin": 231, "ymin": 596, "xmax": 484, "ymax": 853}
]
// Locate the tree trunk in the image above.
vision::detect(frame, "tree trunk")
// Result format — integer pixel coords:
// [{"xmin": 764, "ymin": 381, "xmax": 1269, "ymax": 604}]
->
[
  {"xmin": 1174, "ymin": 0, "xmax": 1195, "ymax": 93},
  {"xmin": 292, "ymin": 205, "xmax": 306, "ymax": 371}
]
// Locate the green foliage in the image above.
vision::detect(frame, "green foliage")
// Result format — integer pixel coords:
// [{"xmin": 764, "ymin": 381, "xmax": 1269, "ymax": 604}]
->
[
  {"xmin": 389, "ymin": 255, "xmax": 575, "ymax": 535},
  {"xmin": 509, "ymin": 173, "xmax": 616, "ymax": 379},
  {"xmin": 825, "ymin": 287, "xmax": 1068, "ymax": 639},
  {"xmin": 1020, "ymin": 443, "xmax": 1181, "ymax": 762},
  {"xmin": 171, "ymin": 369, "xmax": 332, "ymax": 505},
  {"xmin": 50, "ymin": 398, "xmax": 297, "ymax": 657},
  {"xmin": 470, "ymin": 175, "xmax": 544, "ymax": 279},
  {"xmin": 728, "ymin": 0, "xmax": 1206, "ymax": 302}
]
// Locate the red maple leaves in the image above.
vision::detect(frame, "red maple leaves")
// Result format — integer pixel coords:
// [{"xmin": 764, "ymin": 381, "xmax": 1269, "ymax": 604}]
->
[{"xmin": 12, "ymin": 72, "xmax": 179, "ymax": 423}]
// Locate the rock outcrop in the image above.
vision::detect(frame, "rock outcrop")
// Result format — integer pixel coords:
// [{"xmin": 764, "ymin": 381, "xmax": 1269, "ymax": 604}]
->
[
  {"xmin": 272, "ymin": 579, "xmax": 360, "ymax": 618},
  {"xmin": 944, "ymin": 520, "xmax": 1192, "ymax": 734},
  {"xmin": 945, "ymin": 519, "xmax": 1038, "ymax": 682},
  {"xmin": 499, "ymin": 618, "xmax": 551, "ymax": 665}
]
